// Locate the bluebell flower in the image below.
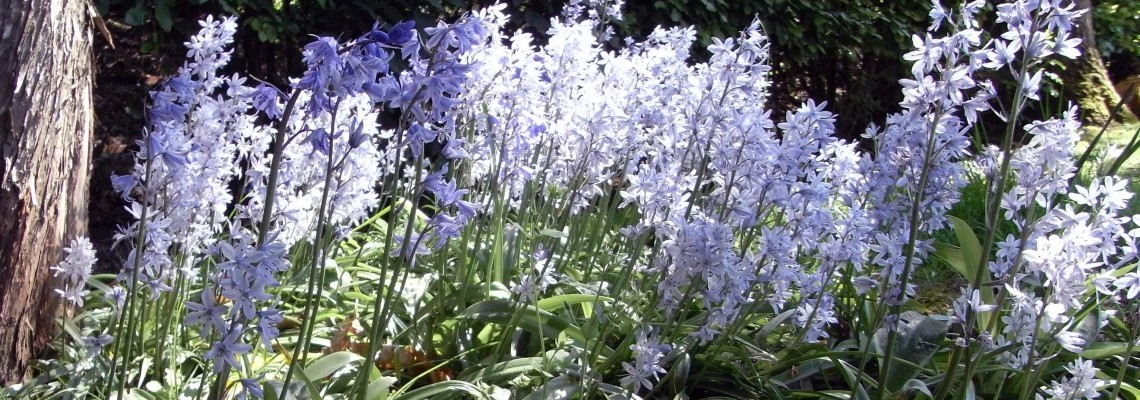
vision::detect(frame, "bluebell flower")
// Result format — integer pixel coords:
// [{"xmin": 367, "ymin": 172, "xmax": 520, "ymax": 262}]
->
[
  {"xmin": 308, "ymin": 128, "xmax": 331, "ymax": 154},
  {"xmin": 144, "ymin": 128, "xmax": 189, "ymax": 173},
  {"xmin": 256, "ymin": 308, "xmax": 283, "ymax": 350},
  {"xmin": 364, "ymin": 24, "xmax": 390, "ymax": 44},
  {"xmin": 185, "ymin": 287, "xmax": 228, "ymax": 337},
  {"xmin": 148, "ymin": 91, "xmax": 189, "ymax": 122},
  {"xmin": 387, "ymin": 21, "xmax": 416, "ymax": 44},
  {"xmin": 204, "ymin": 324, "xmax": 252, "ymax": 374},
  {"xmin": 238, "ymin": 378, "xmax": 264, "ymax": 400},
  {"xmin": 442, "ymin": 137, "xmax": 468, "ymax": 159},
  {"xmin": 348, "ymin": 118, "xmax": 368, "ymax": 149},
  {"xmin": 303, "ymin": 37, "xmax": 340, "ymax": 68},
  {"xmin": 621, "ymin": 328, "xmax": 669, "ymax": 392},
  {"xmin": 429, "ymin": 213, "xmax": 462, "ymax": 248},
  {"xmin": 82, "ymin": 333, "xmax": 113, "ymax": 358},
  {"xmin": 306, "ymin": 92, "xmax": 334, "ymax": 116},
  {"xmin": 362, "ymin": 81, "xmax": 394, "ymax": 104},
  {"xmin": 406, "ymin": 124, "xmax": 437, "ymax": 157},
  {"xmin": 110, "ymin": 173, "xmax": 138, "ymax": 202},
  {"xmin": 391, "ymin": 233, "xmax": 431, "ymax": 265},
  {"xmin": 220, "ymin": 269, "xmax": 273, "ymax": 320},
  {"xmin": 104, "ymin": 286, "xmax": 127, "ymax": 313},
  {"xmin": 366, "ymin": 20, "xmax": 415, "ymax": 47},
  {"xmin": 296, "ymin": 67, "xmax": 327, "ymax": 93},
  {"xmin": 251, "ymin": 83, "xmax": 282, "ymax": 119},
  {"xmin": 423, "ymin": 165, "xmax": 449, "ymax": 193},
  {"xmin": 432, "ymin": 179, "xmax": 478, "ymax": 219}
]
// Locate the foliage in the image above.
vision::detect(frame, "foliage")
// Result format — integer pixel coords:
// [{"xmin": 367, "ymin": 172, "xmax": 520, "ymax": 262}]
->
[
  {"xmin": 8, "ymin": 1, "xmax": 1140, "ymax": 400},
  {"xmin": 1093, "ymin": 0, "xmax": 1140, "ymax": 77}
]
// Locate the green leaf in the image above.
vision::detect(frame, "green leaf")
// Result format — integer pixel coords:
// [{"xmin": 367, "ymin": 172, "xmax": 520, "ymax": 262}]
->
[
  {"xmin": 458, "ymin": 357, "xmax": 543, "ymax": 383},
  {"xmin": 1081, "ymin": 342, "xmax": 1131, "ymax": 359},
  {"xmin": 521, "ymin": 375, "xmax": 581, "ymax": 400},
  {"xmin": 665, "ymin": 353, "xmax": 691, "ymax": 395},
  {"xmin": 304, "ymin": 351, "xmax": 363, "ymax": 380},
  {"xmin": 154, "ymin": 1, "xmax": 173, "ymax": 32},
  {"xmin": 535, "ymin": 294, "xmax": 613, "ymax": 312},
  {"xmin": 538, "ymin": 228, "xmax": 567, "ymax": 239},
  {"xmin": 139, "ymin": 39, "xmax": 157, "ymax": 55},
  {"xmin": 948, "ymin": 216, "xmax": 983, "ymax": 284},
  {"xmin": 397, "ymin": 380, "xmax": 490, "ymax": 400},
  {"xmin": 893, "ymin": 379, "xmax": 932, "ymax": 399},
  {"xmin": 962, "ymin": 380, "xmax": 976, "ymax": 400},
  {"xmin": 367, "ymin": 376, "xmax": 398, "ymax": 400},
  {"xmin": 1115, "ymin": 382, "xmax": 1140, "ymax": 400},
  {"xmin": 933, "ymin": 242, "xmax": 968, "ymax": 278},
  {"xmin": 124, "ymin": 5, "xmax": 150, "ymax": 26},
  {"xmin": 880, "ymin": 313, "xmax": 946, "ymax": 393},
  {"xmin": 759, "ymin": 309, "xmax": 797, "ymax": 339},
  {"xmin": 461, "ymin": 299, "xmax": 589, "ymax": 345},
  {"xmin": 941, "ymin": 216, "xmax": 993, "ymax": 329},
  {"xmin": 129, "ymin": 389, "xmax": 158, "ymax": 400},
  {"xmin": 341, "ymin": 291, "xmax": 376, "ymax": 302},
  {"xmin": 262, "ymin": 381, "xmax": 280, "ymax": 400}
]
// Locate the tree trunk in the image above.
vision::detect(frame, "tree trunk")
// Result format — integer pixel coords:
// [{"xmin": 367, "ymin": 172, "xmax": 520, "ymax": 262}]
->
[
  {"xmin": 0, "ymin": 0, "xmax": 93, "ymax": 384},
  {"xmin": 1059, "ymin": 0, "xmax": 1138, "ymax": 125}
]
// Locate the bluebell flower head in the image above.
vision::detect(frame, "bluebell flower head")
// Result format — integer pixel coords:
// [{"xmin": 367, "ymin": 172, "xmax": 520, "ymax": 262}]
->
[
  {"xmin": 110, "ymin": 173, "xmax": 138, "ymax": 202},
  {"xmin": 303, "ymin": 37, "xmax": 341, "ymax": 67},
  {"xmin": 256, "ymin": 308, "xmax": 283, "ymax": 350},
  {"xmin": 386, "ymin": 21, "xmax": 416, "ymax": 46},
  {"xmin": 82, "ymin": 333, "xmax": 113, "ymax": 358},
  {"xmin": 348, "ymin": 118, "xmax": 368, "ymax": 149},
  {"xmin": 144, "ymin": 129, "xmax": 189, "ymax": 173},
  {"xmin": 238, "ymin": 378, "xmax": 264, "ymax": 400},
  {"xmin": 251, "ymin": 83, "xmax": 282, "ymax": 119},
  {"xmin": 147, "ymin": 91, "xmax": 189, "ymax": 122},
  {"xmin": 364, "ymin": 23, "xmax": 390, "ymax": 43},
  {"xmin": 185, "ymin": 286, "xmax": 228, "ymax": 337},
  {"xmin": 308, "ymin": 128, "xmax": 331, "ymax": 154},
  {"xmin": 423, "ymin": 165, "xmax": 449, "ymax": 193},
  {"xmin": 362, "ymin": 81, "xmax": 394, "ymax": 104},
  {"xmin": 163, "ymin": 75, "xmax": 196, "ymax": 98},
  {"xmin": 429, "ymin": 213, "xmax": 463, "ymax": 248},
  {"xmin": 442, "ymin": 137, "xmax": 468, "ymax": 160},
  {"xmin": 204, "ymin": 323, "xmax": 252, "ymax": 374}
]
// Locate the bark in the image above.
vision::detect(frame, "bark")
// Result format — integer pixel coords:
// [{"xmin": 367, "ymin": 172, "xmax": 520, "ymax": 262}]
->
[
  {"xmin": 1059, "ymin": 0, "xmax": 1138, "ymax": 124},
  {"xmin": 1116, "ymin": 76, "xmax": 1140, "ymax": 119},
  {"xmin": 0, "ymin": 0, "xmax": 93, "ymax": 384}
]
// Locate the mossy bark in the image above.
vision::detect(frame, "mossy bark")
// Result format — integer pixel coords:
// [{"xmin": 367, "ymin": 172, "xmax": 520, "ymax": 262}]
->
[{"xmin": 1059, "ymin": 0, "xmax": 1138, "ymax": 125}]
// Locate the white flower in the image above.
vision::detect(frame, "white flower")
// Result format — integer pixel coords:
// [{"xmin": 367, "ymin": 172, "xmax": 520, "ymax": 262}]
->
[
  {"xmin": 52, "ymin": 237, "xmax": 97, "ymax": 307},
  {"xmin": 1040, "ymin": 358, "xmax": 1102, "ymax": 399},
  {"xmin": 1054, "ymin": 330, "xmax": 1086, "ymax": 353}
]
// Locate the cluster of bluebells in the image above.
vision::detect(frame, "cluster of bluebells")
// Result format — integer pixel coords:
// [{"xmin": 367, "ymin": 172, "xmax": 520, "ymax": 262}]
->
[
  {"xmin": 385, "ymin": 13, "xmax": 490, "ymax": 264},
  {"xmin": 619, "ymin": 328, "xmax": 670, "ymax": 392},
  {"xmin": 1039, "ymin": 358, "xmax": 1103, "ymax": 400},
  {"xmin": 52, "ymin": 237, "xmax": 98, "ymax": 306},
  {"xmin": 81, "ymin": 0, "xmax": 1140, "ymax": 397},
  {"xmin": 908, "ymin": 3, "xmax": 1140, "ymax": 385},
  {"xmin": 451, "ymin": 0, "xmax": 1132, "ymax": 393},
  {"xmin": 112, "ymin": 16, "xmax": 298, "ymax": 377},
  {"xmin": 984, "ymin": 110, "xmax": 1138, "ymax": 369},
  {"xmin": 50, "ymin": 236, "xmax": 112, "ymax": 376},
  {"xmin": 861, "ymin": 0, "xmax": 993, "ymax": 313},
  {"xmin": 110, "ymin": 11, "xmax": 491, "ymax": 383}
]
